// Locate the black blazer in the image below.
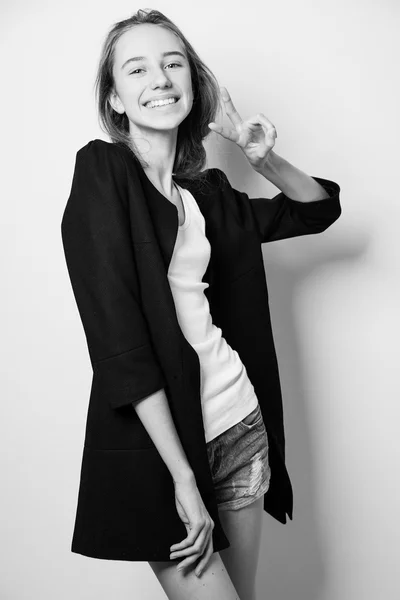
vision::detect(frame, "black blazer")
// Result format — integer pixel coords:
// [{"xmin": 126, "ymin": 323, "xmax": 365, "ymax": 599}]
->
[{"xmin": 61, "ymin": 139, "xmax": 341, "ymax": 561}]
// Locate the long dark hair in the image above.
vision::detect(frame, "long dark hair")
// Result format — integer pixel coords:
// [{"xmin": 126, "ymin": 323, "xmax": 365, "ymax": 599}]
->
[{"xmin": 94, "ymin": 8, "xmax": 222, "ymax": 182}]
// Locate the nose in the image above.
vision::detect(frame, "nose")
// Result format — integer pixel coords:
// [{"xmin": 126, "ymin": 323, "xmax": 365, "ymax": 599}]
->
[{"xmin": 150, "ymin": 67, "xmax": 172, "ymax": 90}]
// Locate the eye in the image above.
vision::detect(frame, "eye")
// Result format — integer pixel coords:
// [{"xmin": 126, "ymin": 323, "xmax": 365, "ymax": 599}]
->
[{"xmin": 129, "ymin": 63, "xmax": 181, "ymax": 75}]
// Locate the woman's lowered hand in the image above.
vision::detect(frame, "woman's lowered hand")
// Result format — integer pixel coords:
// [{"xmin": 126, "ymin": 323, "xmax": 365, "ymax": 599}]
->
[{"xmin": 170, "ymin": 476, "xmax": 215, "ymax": 577}]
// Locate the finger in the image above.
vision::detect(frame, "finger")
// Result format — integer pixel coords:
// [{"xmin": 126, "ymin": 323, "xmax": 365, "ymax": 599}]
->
[
  {"xmin": 254, "ymin": 113, "xmax": 278, "ymax": 138},
  {"xmin": 171, "ymin": 524, "xmax": 210, "ymax": 560},
  {"xmin": 220, "ymin": 87, "xmax": 243, "ymax": 129},
  {"xmin": 208, "ymin": 122, "xmax": 239, "ymax": 143},
  {"xmin": 170, "ymin": 516, "xmax": 214, "ymax": 553},
  {"xmin": 176, "ymin": 529, "xmax": 211, "ymax": 572},
  {"xmin": 170, "ymin": 521, "xmax": 206, "ymax": 552},
  {"xmin": 244, "ymin": 120, "xmax": 264, "ymax": 131},
  {"xmin": 247, "ymin": 113, "xmax": 274, "ymax": 127},
  {"xmin": 194, "ymin": 531, "xmax": 214, "ymax": 577},
  {"xmin": 260, "ymin": 124, "xmax": 277, "ymax": 143}
]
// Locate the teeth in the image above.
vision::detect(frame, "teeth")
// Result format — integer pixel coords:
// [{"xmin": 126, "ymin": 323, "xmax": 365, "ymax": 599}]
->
[{"xmin": 145, "ymin": 97, "xmax": 178, "ymax": 108}]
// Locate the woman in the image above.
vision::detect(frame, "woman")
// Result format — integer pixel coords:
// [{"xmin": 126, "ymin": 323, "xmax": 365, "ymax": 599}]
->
[{"xmin": 61, "ymin": 8, "xmax": 341, "ymax": 600}]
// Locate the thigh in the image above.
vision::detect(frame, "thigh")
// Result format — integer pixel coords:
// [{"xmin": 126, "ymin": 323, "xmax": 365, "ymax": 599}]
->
[
  {"xmin": 218, "ymin": 496, "xmax": 264, "ymax": 600},
  {"xmin": 207, "ymin": 403, "xmax": 271, "ymax": 511},
  {"xmin": 149, "ymin": 551, "xmax": 240, "ymax": 600},
  {"xmin": 206, "ymin": 404, "xmax": 270, "ymax": 598}
]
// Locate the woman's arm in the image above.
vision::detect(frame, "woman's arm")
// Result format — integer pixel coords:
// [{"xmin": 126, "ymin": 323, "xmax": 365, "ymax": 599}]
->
[
  {"xmin": 254, "ymin": 149, "xmax": 331, "ymax": 202},
  {"xmin": 215, "ymin": 167, "xmax": 341, "ymax": 244},
  {"xmin": 61, "ymin": 141, "xmax": 193, "ymax": 485},
  {"xmin": 208, "ymin": 87, "xmax": 341, "ymax": 240},
  {"xmin": 132, "ymin": 389, "xmax": 195, "ymax": 483},
  {"xmin": 61, "ymin": 141, "xmax": 166, "ymax": 408}
]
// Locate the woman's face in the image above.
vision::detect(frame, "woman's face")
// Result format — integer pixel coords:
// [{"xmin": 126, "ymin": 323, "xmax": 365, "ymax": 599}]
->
[{"xmin": 110, "ymin": 24, "xmax": 194, "ymax": 136}]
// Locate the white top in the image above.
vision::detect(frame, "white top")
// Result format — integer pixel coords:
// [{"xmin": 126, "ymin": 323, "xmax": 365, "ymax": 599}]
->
[{"xmin": 167, "ymin": 183, "xmax": 259, "ymax": 443}]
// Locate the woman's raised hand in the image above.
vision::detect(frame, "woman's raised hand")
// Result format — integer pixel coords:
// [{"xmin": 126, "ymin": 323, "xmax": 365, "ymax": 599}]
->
[
  {"xmin": 170, "ymin": 477, "xmax": 215, "ymax": 577},
  {"xmin": 208, "ymin": 86, "xmax": 277, "ymax": 171}
]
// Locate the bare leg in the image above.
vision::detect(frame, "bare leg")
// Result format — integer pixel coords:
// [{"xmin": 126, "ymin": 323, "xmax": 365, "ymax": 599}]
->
[
  {"xmin": 218, "ymin": 495, "xmax": 265, "ymax": 600},
  {"xmin": 149, "ymin": 551, "xmax": 241, "ymax": 600}
]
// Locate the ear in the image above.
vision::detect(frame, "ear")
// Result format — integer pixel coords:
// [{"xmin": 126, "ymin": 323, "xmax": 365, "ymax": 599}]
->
[{"xmin": 109, "ymin": 90, "xmax": 125, "ymax": 115}]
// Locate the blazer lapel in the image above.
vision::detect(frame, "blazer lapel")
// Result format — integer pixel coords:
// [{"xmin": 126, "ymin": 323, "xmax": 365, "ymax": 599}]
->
[
  {"xmin": 136, "ymin": 166, "xmax": 180, "ymax": 271},
  {"xmin": 120, "ymin": 148, "xmax": 214, "ymax": 326},
  {"xmin": 126, "ymin": 154, "xmax": 214, "ymax": 289},
  {"xmin": 141, "ymin": 175, "xmax": 214, "ymax": 291},
  {"xmin": 119, "ymin": 153, "xmax": 205, "ymax": 383}
]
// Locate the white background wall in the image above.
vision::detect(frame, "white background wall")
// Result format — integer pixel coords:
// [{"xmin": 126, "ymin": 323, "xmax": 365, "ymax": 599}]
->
[{"xmin": 1, "ymin": 1, "xmax": 399, "ymax": 599}]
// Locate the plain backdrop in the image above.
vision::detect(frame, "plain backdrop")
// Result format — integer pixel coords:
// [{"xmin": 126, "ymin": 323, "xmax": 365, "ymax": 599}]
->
[{"xmin": 1, "ymin": 1, "xmax": 399, "ymax": 599}]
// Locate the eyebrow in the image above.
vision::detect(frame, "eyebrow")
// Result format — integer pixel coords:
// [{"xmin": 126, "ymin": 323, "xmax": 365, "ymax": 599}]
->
[{"xmin": 121, "ymin": 51, "xmax": 187, "ymax": 70}]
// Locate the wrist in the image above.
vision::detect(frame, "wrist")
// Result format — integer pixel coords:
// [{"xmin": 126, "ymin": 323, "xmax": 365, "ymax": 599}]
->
[
  {"xmin": 173, "ymin": 469, "xmax": 196, "ymax": 485},
  {"xmin": 254, "ymin": 149, "xmax": 281, "ymax": 176}
]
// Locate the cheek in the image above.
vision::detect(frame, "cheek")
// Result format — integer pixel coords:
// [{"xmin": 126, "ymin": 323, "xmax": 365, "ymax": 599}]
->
[
  {"xmin": 127, "ymin": 93, "xmax": 144, "ymax": 113},
  {"xmin": 120, "ymin": 81, "xmax": 141, "ymax": 102}
]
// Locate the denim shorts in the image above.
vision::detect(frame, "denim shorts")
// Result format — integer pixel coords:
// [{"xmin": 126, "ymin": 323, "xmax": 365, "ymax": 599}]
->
[{"xmin": 206, "ymin": 403, "xmax": 271, "ymax": 511}]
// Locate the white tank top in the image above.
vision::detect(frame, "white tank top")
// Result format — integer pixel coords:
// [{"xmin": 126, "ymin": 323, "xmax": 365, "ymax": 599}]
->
[{"xmin": 167, "ymin": 183, "xmax": 259, "ymax": 443}]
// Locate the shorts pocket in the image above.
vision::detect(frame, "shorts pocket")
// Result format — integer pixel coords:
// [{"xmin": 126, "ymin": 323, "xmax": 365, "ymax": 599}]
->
[{"xmin": 237, "ymin": 404, "xmax": 263, "ymax": 431}]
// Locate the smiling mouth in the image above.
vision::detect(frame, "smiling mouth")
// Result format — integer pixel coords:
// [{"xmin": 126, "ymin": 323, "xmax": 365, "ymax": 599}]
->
[{"xmin": 144, "ymin": 98, "xmax": 180, "ymax": 109}]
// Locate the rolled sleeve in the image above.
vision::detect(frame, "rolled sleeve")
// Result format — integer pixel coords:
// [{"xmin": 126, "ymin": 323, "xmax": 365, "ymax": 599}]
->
[
  {"xmin": 216, "ymin": 169, "xmax": 342, "ymax": 243},
  {"xmin": 94, "ymin": 345, "xmax": 167, "ymax": 409},
  {"xmin": 61, "ymin": 140, "xmax": 166, "ymax": 409}
]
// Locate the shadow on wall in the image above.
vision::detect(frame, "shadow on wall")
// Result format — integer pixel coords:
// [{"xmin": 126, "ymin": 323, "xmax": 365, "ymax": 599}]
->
[{"xmin": 257, "ymin": 229, "xmax": 369, "ymax": 600}]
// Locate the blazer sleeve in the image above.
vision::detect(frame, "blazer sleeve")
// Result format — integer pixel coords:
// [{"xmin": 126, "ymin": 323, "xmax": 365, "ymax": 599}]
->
[
  {"xmin": 61, "ymin": 140, "xmax": 167, "ymax": 409},
  {"xmin": 215, "ymin": 168, "xmax": 342, "ymax": 243}
]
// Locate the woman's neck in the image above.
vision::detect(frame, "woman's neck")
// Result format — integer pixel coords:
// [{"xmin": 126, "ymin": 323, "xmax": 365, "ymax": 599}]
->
[{"xmin": 130, "ymin": 126, "xmax": 178, "ymax": 197}]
